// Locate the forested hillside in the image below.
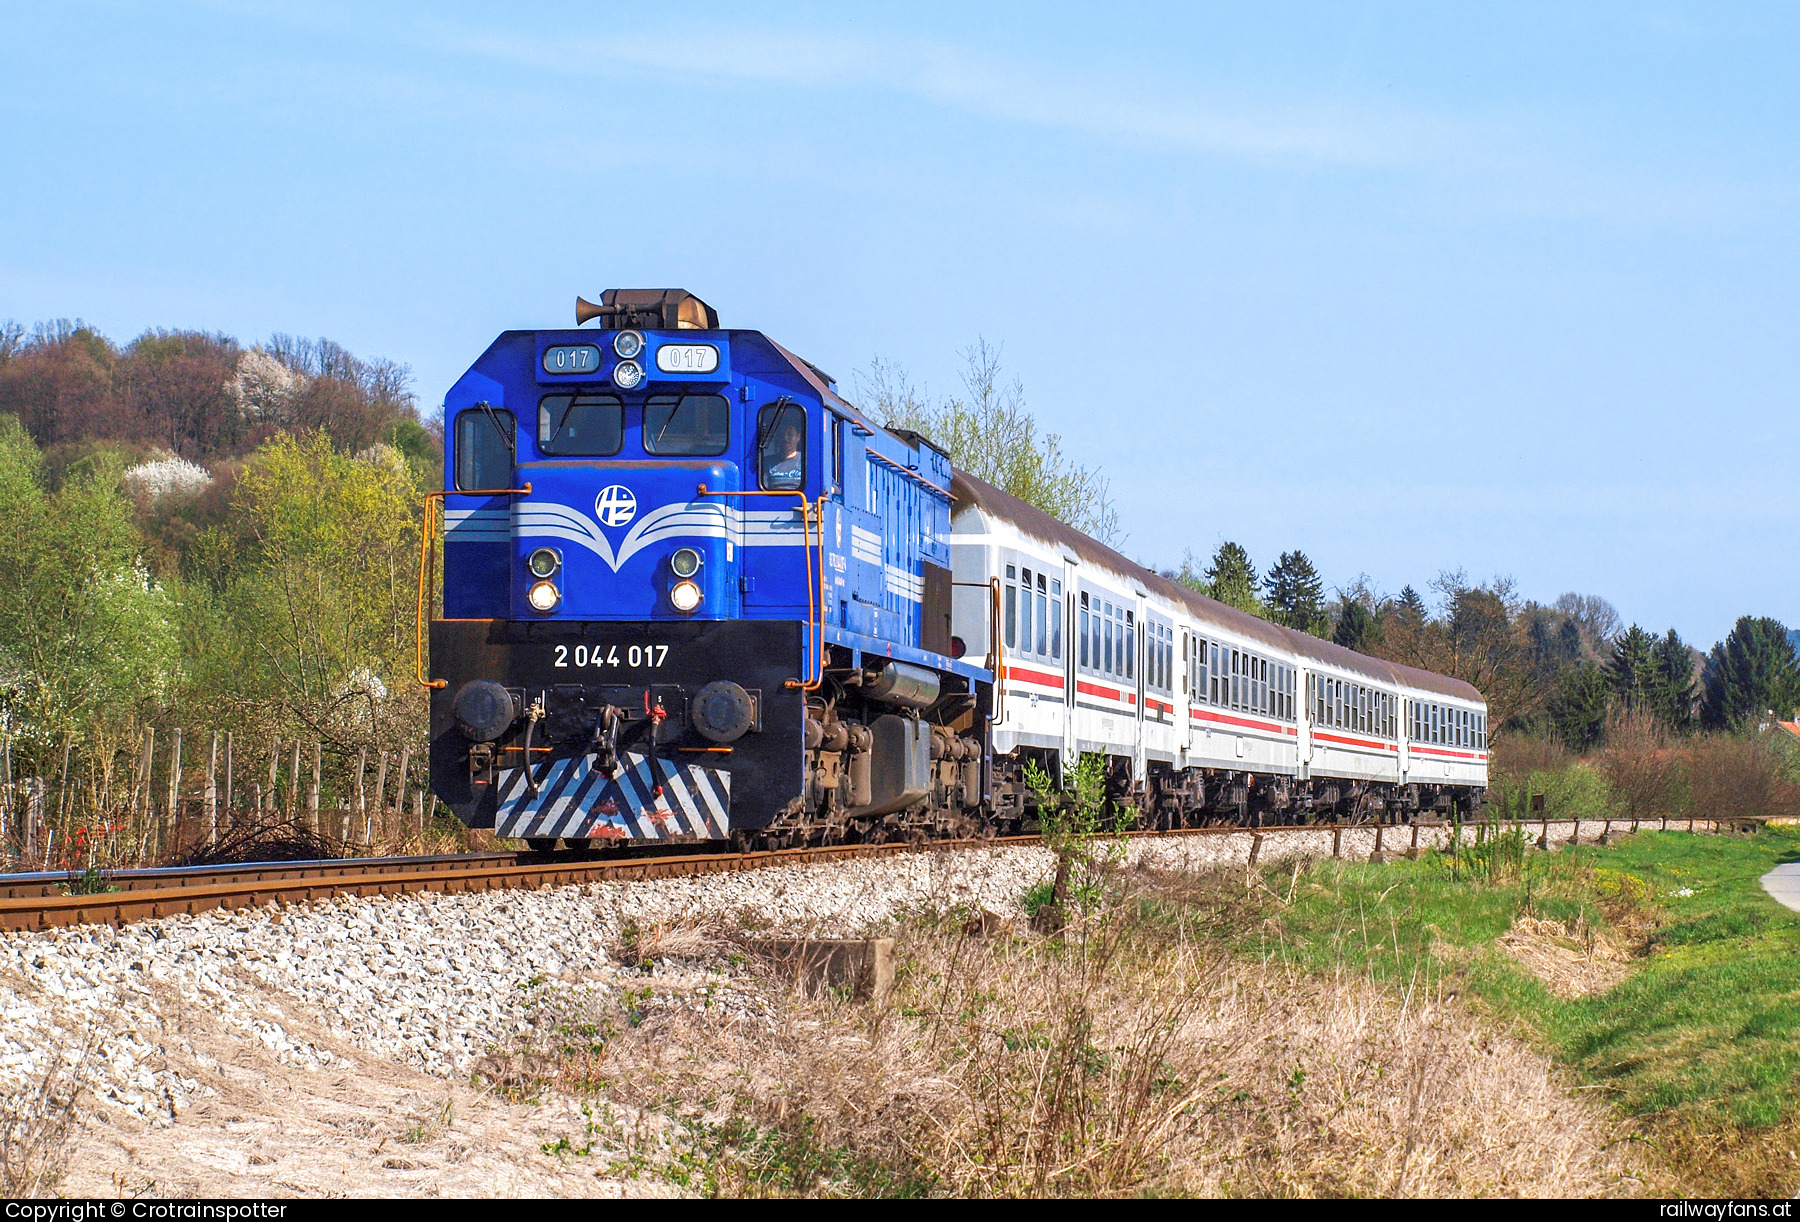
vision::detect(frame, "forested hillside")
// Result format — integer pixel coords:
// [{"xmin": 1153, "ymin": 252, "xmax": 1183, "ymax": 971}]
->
[{"xmin": 0, "ymin": 319, "xmax": 441, "ymax": 861}]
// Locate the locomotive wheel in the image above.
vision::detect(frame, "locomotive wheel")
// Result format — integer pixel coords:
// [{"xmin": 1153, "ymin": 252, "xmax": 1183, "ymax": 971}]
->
[{"xmin": 524, "ymin": 837, "xmax": 558, "ymax": 853}]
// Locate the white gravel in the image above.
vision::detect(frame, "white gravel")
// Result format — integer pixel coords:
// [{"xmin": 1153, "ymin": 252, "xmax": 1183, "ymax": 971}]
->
[{"xmin": 0, "ymin": 819, "xmax": 1631, "ymax": 1127}]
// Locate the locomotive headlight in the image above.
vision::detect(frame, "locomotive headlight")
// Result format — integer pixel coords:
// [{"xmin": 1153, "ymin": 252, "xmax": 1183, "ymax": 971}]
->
[
  {"xmin": 669, "ymin": 579, "xmax": 702, "ymax": 613},
  {"xmin": 612, "ymin": 359, "xmax": 644, "ymax": 389},
  {"xmin": 612, "ymin": 330, "xmax": 644, "ymax": 360},
  {"xmin": 670, "ymin": 547, "xmax": 702, "ymax": 578},
  {"xmin": 526, "ymin": 579, "xmax": 561, "ymax": 613},
  {"xmin": 527, "ymin": 547, "xmax": 561, "ymax": 579}
]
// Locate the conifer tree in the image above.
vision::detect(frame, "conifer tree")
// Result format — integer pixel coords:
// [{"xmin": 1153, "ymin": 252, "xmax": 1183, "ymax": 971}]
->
[
  {"xmin": 1263, "ymin": 550, "xmax": 1329, "ymax": 636},
  {"xmin": 1701, "ymin": 617, "xmax": 1800, "ymax": 730},
  {"xmin": 1202, "ymin": 542, "xmax": 1262, "ymax": 615},
  {"xmin": 1334, "ymin": 600, "xmax": 1378, "ymax": 653},
  {"xmin": 1606, "ymin": 624, "xmax": 1658, "ymax": 710},
  {"xmin": 1649, "ymin": 628, "xmax": 1696, "ymax": 732},
  {"xmin": 1548, "ymin": 662, "xmax": 1610, "ymax": 751},
  {"xmin": 1395, "ymin": 585, "xmax": 1427, "ymax": 625}
]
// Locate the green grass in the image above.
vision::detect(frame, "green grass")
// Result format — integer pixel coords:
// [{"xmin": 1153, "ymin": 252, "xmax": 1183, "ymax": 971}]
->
[{"xmin": 1249, "ymin": 825, "xmax": 1800, "ymax": 1130}]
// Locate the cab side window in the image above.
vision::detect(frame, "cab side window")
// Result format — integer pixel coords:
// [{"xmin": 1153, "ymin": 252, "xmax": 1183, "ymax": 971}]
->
[
  {"xmin": 757, "ymin": 401, "xmax": 808, "ymax": 491},
  {"xmin": 455, "ymin": 406, "xmax": 515, "ymax": 491}
]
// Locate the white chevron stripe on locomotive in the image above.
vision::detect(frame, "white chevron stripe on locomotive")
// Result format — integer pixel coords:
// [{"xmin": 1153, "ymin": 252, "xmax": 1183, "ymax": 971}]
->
[
  {"xmin": 444, "ymin": 507, "xmax": 510, "ymax": 544},
  {"xmin": 493, "ymin": 751, "xmax": 731, "ymax": 840},
  {"xmin": 850, "ymin": 524, "xmax": 883, "ymax": 566},
  {"xmin": 507, "ymin": 500, "xmax": 809, "ymax": 572},
  {"xmin": 884, "ymin": 563, "xmax": 924, "ymax": 603}
]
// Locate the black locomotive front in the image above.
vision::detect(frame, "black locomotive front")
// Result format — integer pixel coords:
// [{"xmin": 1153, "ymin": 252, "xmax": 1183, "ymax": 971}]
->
[{"xmin": 430, "ymin": 619, "xmax": 806, "ymax": 843}]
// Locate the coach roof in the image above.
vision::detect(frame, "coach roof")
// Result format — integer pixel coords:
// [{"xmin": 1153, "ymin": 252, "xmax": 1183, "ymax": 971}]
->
[{"xmin": 949, "ymin": 469, "xmax": 1484, "ymax": 706}]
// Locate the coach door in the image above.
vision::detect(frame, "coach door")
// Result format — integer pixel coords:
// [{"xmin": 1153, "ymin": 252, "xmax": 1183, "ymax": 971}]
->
[
  {"xmin": 1133, "ymin": 591, "xmax": 1147, "ymax": 784},
  {"xmin": 1062, "ymin": 556, "xmax": 1078, "ymax": 780}
]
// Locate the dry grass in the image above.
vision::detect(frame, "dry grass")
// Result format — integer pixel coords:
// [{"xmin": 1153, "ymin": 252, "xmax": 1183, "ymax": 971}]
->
[
  {"xmin": 0, "ymin": 1029, "xmax": 90, "ymax": 1197},
  {"xmin": 485, "ymin": 867, "xmax": 1642, "ymax": 1198},
  {"xmin": 1497, "ymin": 915, "xmax": 1632, "ymax": 999}
]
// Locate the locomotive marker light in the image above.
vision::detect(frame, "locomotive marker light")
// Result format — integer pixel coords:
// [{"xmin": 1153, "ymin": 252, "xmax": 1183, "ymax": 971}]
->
[
  {"xmin": 612, "ymin": 359, "xmax": 645, "ymax": 389},
  {"xmin": 669, "ymin": 579, "xmax": 702, "ymax": 613},
  {"xmin": 527, "ymin": 547, "xmax": 562, "ymax": 579},
  {"xmin": 670, "ymin": 547, "xmax": 702, "ymax": 578},
  {"xmin": 526, "ymin": 579, "xmax": 561, "ymax": 613},
  {"xmin": 612, "ymin": 330, "xmax": 644, "ymax": 360}
]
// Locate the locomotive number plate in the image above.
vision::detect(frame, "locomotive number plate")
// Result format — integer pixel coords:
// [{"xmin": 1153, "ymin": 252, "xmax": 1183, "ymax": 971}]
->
[
  {"xmin": 542, "ymin": 344, "xmax": 602, "ymax": 375},
  {"xmin": 553, "ymin": 643, "xmax": 670, "ymax": 670},
  {"xmin": 654, "ymin": 344, "xmax": 719, "ymax": 374}
]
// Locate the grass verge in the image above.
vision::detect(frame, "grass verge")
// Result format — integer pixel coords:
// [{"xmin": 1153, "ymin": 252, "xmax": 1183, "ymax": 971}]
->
[{"xmin": 1250, "ymin": 824, "xmax": 1800, "ymax": 1195}]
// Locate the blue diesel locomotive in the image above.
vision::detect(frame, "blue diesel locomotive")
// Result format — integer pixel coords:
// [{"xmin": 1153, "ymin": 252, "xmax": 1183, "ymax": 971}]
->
[{"xmin": 427, "ymin": 289, "xmax": 995, "ymax": 849}]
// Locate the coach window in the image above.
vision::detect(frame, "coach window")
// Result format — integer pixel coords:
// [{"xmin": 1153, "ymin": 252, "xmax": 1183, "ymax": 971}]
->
[
  {"xmin": 1035, "ymin": 573, "xmax": 1049, "ymax": 655},
  {"xmin": 757, "ymin": 400, "xmax": 807, "ymax": 491},
  {"xmin": 455, "ymin": 405, "xmax": 515, "ymax": 491},
  {"xmin": 1003, "ymin": 566, "xmax": 1017, "ymax": 650},
  {"xmin": 1019, "ymin": 568, "xmax": 1034, "ymax": 656},
  {"xmin": 1078, "ymin": 593, "xmax": 1090, "ymax": 668},
  {"xmin": 1051, "ymin": 580, "xmax": 1062, "ymax": 660},
  {"xmin": 1124, "ymin": 610, "xmax": 1135, "ymax": 680},
  {"xmin": 1103, "ymin": 604, "xmax": 1115, "ymax": 674},
  {"xmin": 538, "ymin": 395, "xmax": 623, "ymax": 456},
  {"xmin": 645, "ymin": 394, "xmax": 729, "ymax": 456}
]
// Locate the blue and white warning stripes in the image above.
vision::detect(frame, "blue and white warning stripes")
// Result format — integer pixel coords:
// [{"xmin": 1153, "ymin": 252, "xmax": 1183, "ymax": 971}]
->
[{"xmin": 494, "ymin": 751, "xmax": 731, "ymax": 841}]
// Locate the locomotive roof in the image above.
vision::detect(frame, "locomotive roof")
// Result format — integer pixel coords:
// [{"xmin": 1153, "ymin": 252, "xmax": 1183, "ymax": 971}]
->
[{"xmin": 948, "ymin": 469, "xmax": 1483, "ymax": 705}]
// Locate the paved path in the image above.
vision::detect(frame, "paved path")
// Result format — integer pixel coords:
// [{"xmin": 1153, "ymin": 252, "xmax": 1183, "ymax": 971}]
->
[{"xmin": 1761, "ymin": 863, "xmax": 1800, "ymax": 911}]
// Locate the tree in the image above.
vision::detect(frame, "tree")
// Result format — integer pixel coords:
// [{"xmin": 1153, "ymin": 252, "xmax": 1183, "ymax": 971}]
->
[
  {"xmin": 1649, "ymin": 628, "xmax": 1696, "ymax": 732},
  {"xmin": 1200, "ymin": 542, "xmax": 1265, "ymax": 615},
  {"xmin": 1554, "ymin": 592, "xmax": 1621, "ymax": 651},
  {"xmin": 1701, "ymin": 616, "xmax": 1800, "ymax": 730},
  {"xmin": 1548, "ymin": 663, "xmax": 1610, "ymax": 752},
  {"xmin": 1333, "ymin": 599, "xmax": 1379, "ymax": 653},
  {"xmin": 1606, "ymin": 624, "xmax": 1658, "ymax": 711},
  {"xmin": 862, "ymin": 340, "xmax": 1121, "ymax": 544},
  {"xmin": 184, "ymin": 431, "xmax": 425, "ymax": 746},
  {"xmin": 1264, "ymin": 551, "xmax": 1330, "ymax": 636},
  {"xmin": 0, "ymin": 416, "xmax": 177, "ymax": 767},
  {"xmin": 1395, "ymin": 585, "xmax": 1427, "ymax": 626}
]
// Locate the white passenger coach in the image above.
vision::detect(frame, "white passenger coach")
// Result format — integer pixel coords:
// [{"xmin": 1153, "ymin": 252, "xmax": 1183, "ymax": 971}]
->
[{"xmin": 949, "ymin": 472, "xmax": 1487, "ymax": 824}]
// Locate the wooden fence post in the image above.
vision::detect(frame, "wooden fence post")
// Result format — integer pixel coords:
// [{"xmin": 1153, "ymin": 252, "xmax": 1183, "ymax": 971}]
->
[
  {"xmin": 167, "ymin": 729, "xmax": 183, "ymax": 857},
  {"xmin": 307, "ymin": 742, "xmax": 321, "ymax": 834},
  {"xmin": 224, "ymin": 731, "xmax": 234, "ymax": 827},
  {"xmin": 287, "ymin": 740, "xmax": 302, "ymax": 819},
  {"xmin": 414, "ymin": 788, "xmax": 424, "ymax": 829},
  {"xmin": 1, "ymin": 730, "xmax": 11, "ymax": 863},
  {"xmin": 394, "ymin": 745, "xmax": 413, "ymax": 833},
  {"xmin": 206, "ymin": 737, "xmax": 217, "ymax": 849},
  {"xmin": 266, "ymin": 736, "xmax": 281, "ymax": 815},
  {"xmin": 1332, "ymin": 823, "xmax": 1342, "ymax": 859},
  {"xmin": 354, "ymin": 747, "xmax": 368, "ymax": 845},
  {"xmin": 371, "ymin": 750, "xmax": 390, "ymax": 846}
]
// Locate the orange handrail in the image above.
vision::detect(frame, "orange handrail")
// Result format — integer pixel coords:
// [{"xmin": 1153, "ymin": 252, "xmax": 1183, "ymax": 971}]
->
[
  {"xmin": 695, "ymin": 485, "xmax": 826, "ymax": 689},
  {"xmin": 415, "ymin": 485, "xmax": 532, "ymax": 690}
]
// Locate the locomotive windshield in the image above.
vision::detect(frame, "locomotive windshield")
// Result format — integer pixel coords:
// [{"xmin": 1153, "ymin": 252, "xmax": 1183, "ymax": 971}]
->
[
  {"xmin": 537, "ymin": 394, "xmax": 623, "ymax": 456},
  {"xmin": 454, "ymin": 406, "xmax": 514, "ymax": 489},
  {"xmin": 644, "ymin": 394, "xmax": 730, "ymax": 456}
]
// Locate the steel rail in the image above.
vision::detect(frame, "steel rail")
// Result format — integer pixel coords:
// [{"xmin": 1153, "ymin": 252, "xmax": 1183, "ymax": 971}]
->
[{"xmin": 0, "ymin": 817, "xmax": 1648, "ymax": 933}]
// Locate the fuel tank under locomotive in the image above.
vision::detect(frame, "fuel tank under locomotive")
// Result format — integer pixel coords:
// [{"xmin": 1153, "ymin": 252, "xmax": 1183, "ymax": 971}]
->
[{"xmin": 429, "ymin": 619, "xmax": 807, "ymax": 840}]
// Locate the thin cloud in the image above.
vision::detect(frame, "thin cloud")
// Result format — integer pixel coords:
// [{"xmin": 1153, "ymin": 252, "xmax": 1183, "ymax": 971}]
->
[{"xmin": 450, "ymin": 25, "xmax": 1453, "ymax": 170}]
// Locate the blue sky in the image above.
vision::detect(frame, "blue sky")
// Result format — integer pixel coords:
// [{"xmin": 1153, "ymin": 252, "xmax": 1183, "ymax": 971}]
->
[{"xmin": 3, "ymin": 2, "xmax": 1796, "ymax": 648}]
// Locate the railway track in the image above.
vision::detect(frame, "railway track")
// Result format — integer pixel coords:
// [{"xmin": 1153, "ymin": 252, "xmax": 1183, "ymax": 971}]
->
[{"xmin": 0, "ymin": 816, "xmax": 1696, "ymax": 932}]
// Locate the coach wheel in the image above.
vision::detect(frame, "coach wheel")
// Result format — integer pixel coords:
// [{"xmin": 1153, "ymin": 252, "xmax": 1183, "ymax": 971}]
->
[{"xmin": 524, "ymin": 837, "xmax": 558, "ymax": 853}]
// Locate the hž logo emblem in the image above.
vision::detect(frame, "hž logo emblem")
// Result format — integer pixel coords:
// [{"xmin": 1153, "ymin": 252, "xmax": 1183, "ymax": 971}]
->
[{"xmin": 594, "ymin": 485, "xmax": 637, "ymax": 527}]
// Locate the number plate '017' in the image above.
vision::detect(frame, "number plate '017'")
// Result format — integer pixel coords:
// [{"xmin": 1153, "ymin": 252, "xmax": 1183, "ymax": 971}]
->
[
  {"xmin": 654, "ymin": 344, "xmax": 719, "ymax": 374},
  {"xmin": 553, "ymin": 644, "xmax": 670, "ymax": 670}
]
